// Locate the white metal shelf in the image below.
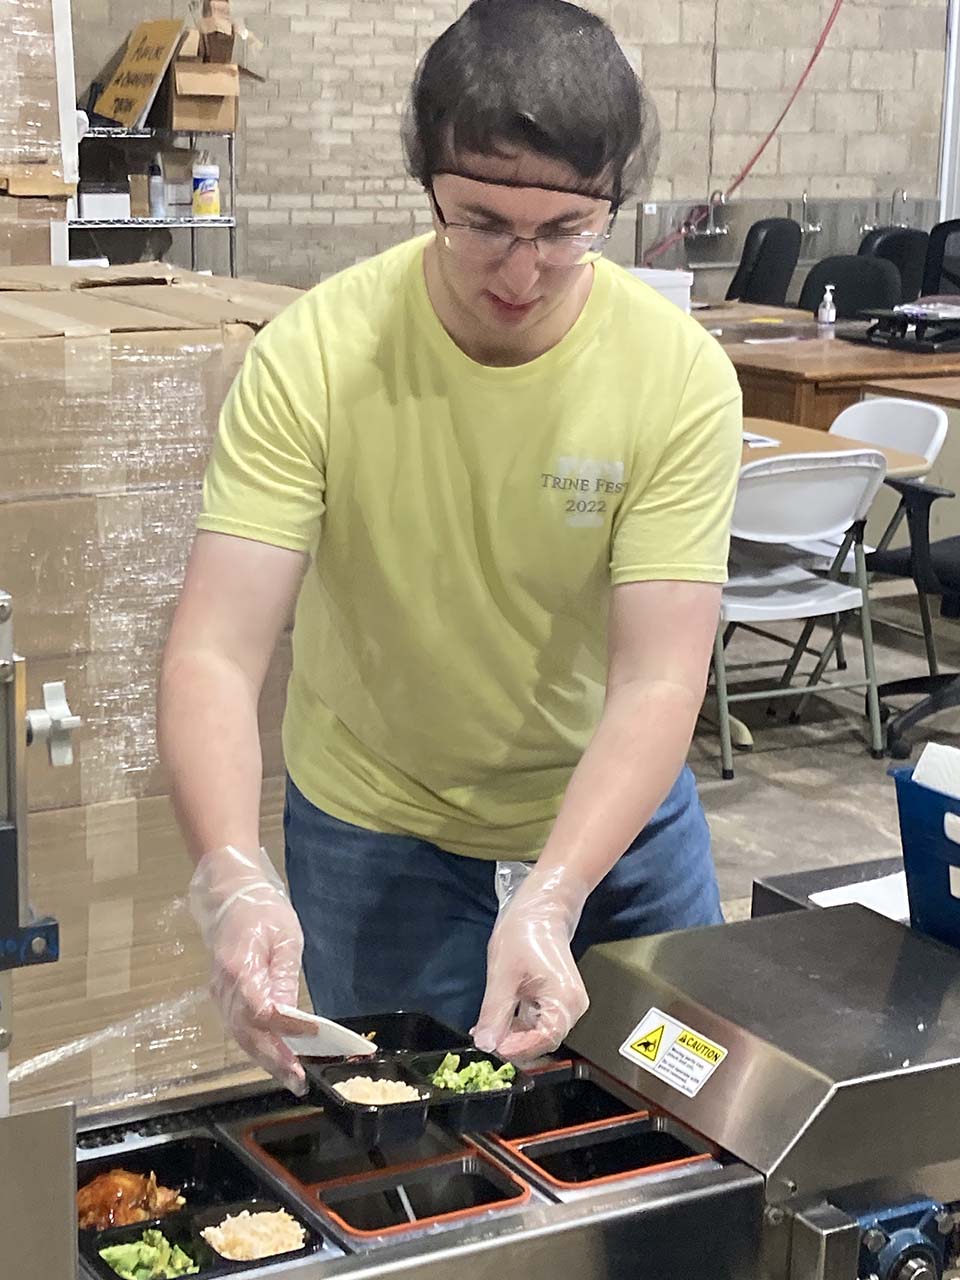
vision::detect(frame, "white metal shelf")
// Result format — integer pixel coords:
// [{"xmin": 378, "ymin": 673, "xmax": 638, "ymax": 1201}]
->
[
  {"xmin": 74, "ymin": 126, "xmax": 238, "ymax": 274},
  {"xmin": 68, "ymin": 216, "xmax": 235, "ymax": 229},
  {"xmin": 83, "ymin": 126, "xmax": 235, "ymax": 140}
]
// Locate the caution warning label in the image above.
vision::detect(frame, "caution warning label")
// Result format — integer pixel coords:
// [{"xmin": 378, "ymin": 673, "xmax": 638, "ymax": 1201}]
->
[
  {"xmin": 630, "ymin": 1023, "xmax": 664, "ymax": 1061},
  {"xmin": 620, "ymin": 1007, "xmax": 727, "ymax": 1099}
]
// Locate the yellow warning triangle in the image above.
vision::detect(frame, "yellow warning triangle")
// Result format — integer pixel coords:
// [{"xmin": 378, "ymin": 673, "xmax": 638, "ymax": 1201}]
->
[{"xmin": 632, "ymin": 1024, "xmax": 665, "ymax": 1062}]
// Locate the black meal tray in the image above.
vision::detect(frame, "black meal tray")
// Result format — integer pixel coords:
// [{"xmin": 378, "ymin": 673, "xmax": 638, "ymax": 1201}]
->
[
  {"xmin": 339, "ymin": 1011, "xmax": 470, "ymax": 1055},
  {"xmin": 83, "ymin": 1198, "xmax": 324, "ymax": 1278},
  {"xmin": 77, "ymin": 1135, "xmax": 329, "ymax": 1278},
  {"xmin": 304, "ymin": 1048, "xmax": 534, "ymax": 1146}
]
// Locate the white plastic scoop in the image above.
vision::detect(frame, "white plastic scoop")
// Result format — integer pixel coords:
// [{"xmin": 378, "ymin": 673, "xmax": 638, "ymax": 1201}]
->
[{"xmin": 276, "ymin": 1004, "xmax": 379, "ymax": 1059}]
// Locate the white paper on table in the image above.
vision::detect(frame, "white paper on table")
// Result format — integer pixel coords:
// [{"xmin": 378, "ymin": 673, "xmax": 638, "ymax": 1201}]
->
[
  {"xmin": 742, "ymin": 430, "xmax": 780, "ymax": 448},
  {"xmin": 809, "ymin": 871, "xmax": 910, "ymax": 922}
]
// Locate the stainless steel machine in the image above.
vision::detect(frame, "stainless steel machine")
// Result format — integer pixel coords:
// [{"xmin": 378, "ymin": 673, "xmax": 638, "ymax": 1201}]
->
[
  {"xmin": 65, "ymin": 905, "xmax": 960, "ymax": 1280},
  {"xmin": 9, "ymin": 587, "xmax": 960, "ymax": 1280},
  {"xmin": 1, "ymin": 587, "xmax": 82, "ymax": 1276}
]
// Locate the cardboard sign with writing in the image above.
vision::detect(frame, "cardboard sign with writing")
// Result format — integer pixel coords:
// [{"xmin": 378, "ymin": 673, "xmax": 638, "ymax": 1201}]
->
[{"xmin": 94, "ymin": 20, "xmax": 185, "ymax": 127}]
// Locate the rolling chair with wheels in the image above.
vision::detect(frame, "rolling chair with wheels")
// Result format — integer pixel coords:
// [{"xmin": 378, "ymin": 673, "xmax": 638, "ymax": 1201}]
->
[
  {"xmin": 865, "ymin": 481, "xmax": 960, "ymax": 758},
  {"xmin": 709, "ymin": 450, "xmax": 886, "ymax": 779},
  {"xmin": 798, "ymin": 255, "xmax": 902, "ymax": 317},
  {"xmin": 858, "ymin": 226, "xmax": 929, "ymax": 304},
  {"xmin": 922, "ymin": 219, "xmax": 960, "ymax": 296},
  {"xmin": 725, "ymin": 218, "xmax": 802, "ymax": 306}
]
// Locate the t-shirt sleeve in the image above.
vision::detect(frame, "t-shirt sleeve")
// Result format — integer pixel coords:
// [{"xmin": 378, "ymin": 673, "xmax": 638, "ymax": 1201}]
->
[
  {"xmin": 611, "ymin": 338, "xmax": 742, "ymax": 585},
  {"xmin": 197, "ymin": 332, "xmax": 327, "ymax": 553}
]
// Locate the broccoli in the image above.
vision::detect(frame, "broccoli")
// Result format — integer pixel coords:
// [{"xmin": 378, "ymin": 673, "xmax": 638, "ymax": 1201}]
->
[{"xmin": 430, "ymin": 1053, "xmax": 516, "ymax": 1093}]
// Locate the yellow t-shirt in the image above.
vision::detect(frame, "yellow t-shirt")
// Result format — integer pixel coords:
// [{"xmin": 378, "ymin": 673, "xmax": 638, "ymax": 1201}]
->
[{"xmin": 199, "ymin": 235, "xmax": 742, "ymax": 859}]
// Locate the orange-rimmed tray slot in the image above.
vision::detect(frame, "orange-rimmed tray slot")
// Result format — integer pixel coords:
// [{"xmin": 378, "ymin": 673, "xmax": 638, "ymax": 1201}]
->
[
  {"xmin": 510, "ymin": 1118, "xmax": 715, "ymax": 1193},
  {"xmin": 498, "ymin": 1108, "xmax": 651, "ymax": 1149},
  {"xmin": 240, "ymin": 1112, "xmax": 466, "ymax": 1195},
  {"xmin": 491, "ymin": 1061, "xmax": 653, "ymax": 1146},
  {"xmin": 314, "ymin": 1150, "xmax": 531, "ymax": 1241}
]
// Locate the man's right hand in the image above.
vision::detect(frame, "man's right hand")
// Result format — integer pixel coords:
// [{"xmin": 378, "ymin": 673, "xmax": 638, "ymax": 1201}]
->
[{"xmin": 189, "ymin": 844, "xmax": 309, "ymax": 1096}]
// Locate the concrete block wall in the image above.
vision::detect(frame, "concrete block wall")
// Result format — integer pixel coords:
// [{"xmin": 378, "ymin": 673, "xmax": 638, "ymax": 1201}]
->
[{"xmin": 70, "ymin": 0, "xmax": 949, "ymax": 287}]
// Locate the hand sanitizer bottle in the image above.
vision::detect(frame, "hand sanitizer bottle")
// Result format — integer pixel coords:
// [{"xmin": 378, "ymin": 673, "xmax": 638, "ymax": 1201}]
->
[{"xmin": 817, "ymin": 283, "xmax": 836, "ymax": 334}]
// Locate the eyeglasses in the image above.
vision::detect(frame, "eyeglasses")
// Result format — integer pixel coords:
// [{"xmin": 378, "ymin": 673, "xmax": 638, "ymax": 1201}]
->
[{"xmin": 429, "ymin": 189, "xmax": 613, "ymax": 268}]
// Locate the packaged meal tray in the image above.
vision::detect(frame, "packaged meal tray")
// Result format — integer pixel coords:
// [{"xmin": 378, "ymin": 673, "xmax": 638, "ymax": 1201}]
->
[
  {"xmin": 81, "ymin": 1201, "xmax": 325, "ymax": 1280},
  {"xmin": 76, "ymin": 1137, "xmax": 329, "ymax": 1278},
  {"xmin": 304, "ymin": 1047, "xmax": 534, "ymax": 1144}
]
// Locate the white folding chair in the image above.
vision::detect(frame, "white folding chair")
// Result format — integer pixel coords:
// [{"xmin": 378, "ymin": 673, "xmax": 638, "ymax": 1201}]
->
[
  {"xmin": 788, "ymin": 397, "xmax": 948, "ymax": 674},
  {"xmin": 710, "ymin": 450, "xmax": 887, "ymax": 778},
  {"xmin": 791, "ymin": 398, "xmax": 948, "ymax": 568}
]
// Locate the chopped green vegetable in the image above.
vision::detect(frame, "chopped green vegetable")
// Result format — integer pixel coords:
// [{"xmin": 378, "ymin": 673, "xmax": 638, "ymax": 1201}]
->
[
  {"xmin": 430, "ymin": 1053, "xmax": 516, "ymax": 1093},
  {"xmin": 99, "ymin": 1229, "xmax": 199, "ymax": 1279}
]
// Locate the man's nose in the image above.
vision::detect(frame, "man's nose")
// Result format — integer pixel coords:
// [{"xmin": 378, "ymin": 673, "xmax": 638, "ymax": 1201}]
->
[{"xmin": 495, "ymin": 238, "xmax": 542, "ymax": 297}]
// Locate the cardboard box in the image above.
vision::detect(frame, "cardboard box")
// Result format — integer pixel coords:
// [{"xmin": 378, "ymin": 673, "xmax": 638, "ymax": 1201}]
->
[
  {"xmin": 24, "ymin": 636, "xmax": 292, "ymax": 811},
  {"xmin": 198, "ymin": 0, "xmax": 236, "ymax": 64},
  {"xmin": 0, "ymin": 271, "xmax": 301, "ymax": 829},
  {"xmin": 0, "ymin": 194, "xmax": 66, "ymax": 266},
  {"xmin": 152, "ymin": 61, "xmax": 240, "ymax": 133},
  {"xmin": 0, "ymin": 0, "xmax": 65, "ymax": 186},
  {"xmin": 10, "ymin": 779, "xmax": 287, "ymax": 1112},
  {"xmin": 1, "ymin": 269, "xmax": 305, "ymax": 1111},
  {"xmin": 0, "ymin": 260, "xmax": 183, "ymax": 290},
  {"xmin": 92, "ymin": 19, "xmax": 184, "ymax": 130}
]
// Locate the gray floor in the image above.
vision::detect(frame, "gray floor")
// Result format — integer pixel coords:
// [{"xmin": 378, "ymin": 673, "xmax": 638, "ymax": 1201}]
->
[{"xmin": 691, "ymin": 591, "xmax": 960, "ymax": 921}]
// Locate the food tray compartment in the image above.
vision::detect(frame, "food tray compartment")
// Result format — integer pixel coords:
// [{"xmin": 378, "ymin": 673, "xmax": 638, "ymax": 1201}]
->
[
  {"xmin": 512, "ymin": 1115, "xmax": 713, "ymax": 1190},
  {"xmin": 407, "ymin": 1048, "xmax": 534, "ymax": 1134},
  {"xmin": 81, "ymin": 1211, "xmax": 213, "ymax": 1279},
  {"xmin": 243, "ymin": 1111, "xmax": 464, "ymax": 1189},
  {"xmin": 77, "ymin": 1135, "xmax": 266, "ymax": 1231},
  {"xmin": 316, "ymin": 1152, "xmax": 530, "ymax": 1239},
  {"xmin": 339, "ymin": 1011, "xmax": 470, "ymax": 1055},
  {"xmin": 192, "ymin": 1198, "xmax": 326, "ymax": 1268},
  {"xmin": 82, "ymin": 1198, "xmax": 324, "ymax": 1278},
  {"xmin": 496, "ymin": 1063, "xmax": 646, "ymax": 1141},
  {"xmin": 306, "ymin": 1059, "xmax": 430, "ymax": 1148}
]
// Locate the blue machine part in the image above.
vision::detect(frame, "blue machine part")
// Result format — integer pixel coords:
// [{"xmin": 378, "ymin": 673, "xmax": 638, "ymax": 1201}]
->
[{"xmin": 857, "ymin": 1199, "xmax": 951, "ymax": 1279}]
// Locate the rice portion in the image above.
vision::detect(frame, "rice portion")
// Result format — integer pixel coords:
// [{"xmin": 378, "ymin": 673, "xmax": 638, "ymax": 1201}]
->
[
  {"xmin": 333, "ymin": 1076, "xmax": 422, "ymax": 1104},
  {"xmin": 201, "ymin": 1209, "xmax": 305, "ymax": 1261}
]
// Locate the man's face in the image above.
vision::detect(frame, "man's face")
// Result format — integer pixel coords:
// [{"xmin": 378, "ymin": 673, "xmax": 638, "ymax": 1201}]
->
[{"xmin": 428, "ymin": 149, "xmax": 612, "ymax": 341}]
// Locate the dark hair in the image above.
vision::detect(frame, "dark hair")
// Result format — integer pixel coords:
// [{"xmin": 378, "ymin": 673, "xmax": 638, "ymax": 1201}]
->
[{"xmin": 403, "ymin": 0, "xmax": 659, "ymax": 207}]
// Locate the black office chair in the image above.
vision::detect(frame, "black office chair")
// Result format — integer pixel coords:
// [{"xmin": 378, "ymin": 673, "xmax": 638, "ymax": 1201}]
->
[
  {"xmin": 922, "ymin": 218, "xmax": 960, "ymax": 296},
  {"xmin": 858, "ymin": 226, "xmax": 929, "ymax": 304},
  {"xmin": 725, "ymin": 217, "xmax": 802, "ymax": 306},
  {"xmin": 798, "ymin": 255, "xmax": 902, "ymax": 319},
  {"xmin": 866, "ymin": 480, "xmax": 960, "ymax": 757}
]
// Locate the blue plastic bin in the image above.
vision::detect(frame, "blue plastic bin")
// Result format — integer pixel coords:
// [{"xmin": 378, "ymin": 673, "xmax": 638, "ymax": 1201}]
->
[{"xmin": 893, "ymin": 764, "xmax": 960, "ymax": 948}]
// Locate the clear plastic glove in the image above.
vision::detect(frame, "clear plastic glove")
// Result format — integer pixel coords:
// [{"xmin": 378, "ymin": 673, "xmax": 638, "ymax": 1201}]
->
[
  {"xmin": 189, "ymin": 845, "xmax": 308, "ymax": 1096},
  {"xmin": 473, "ymin": 864, "xmax": 591, "ymax": 1065}
]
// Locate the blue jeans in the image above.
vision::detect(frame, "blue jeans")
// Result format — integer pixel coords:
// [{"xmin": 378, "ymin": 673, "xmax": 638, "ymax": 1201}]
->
[{"xmin": 284, "ymin": 766, "xmax": 721, "ymax": 1033}]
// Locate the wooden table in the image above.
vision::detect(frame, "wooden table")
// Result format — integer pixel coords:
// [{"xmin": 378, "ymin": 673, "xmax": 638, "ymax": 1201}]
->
[
  {"xmin": 694, "ymin": 302, "xmax": 812, "ymax": 328},
  {"xmin": 694, "ymin": 305, "xmax": 960, "ymax": 430},
  {"xmin": 858, "ymin": 378, "xmax": 960, "ymax": 541},
  {"xmin": 728, "ymin": 339, "xmax": 960, "ymax": 432},
  {"xmin": 743, "ymin": 416, "xmax": 928, "ymax": 478},
  {"xmin": 860, "ymin": 375, "xmax": 960, "ymax": 408}
]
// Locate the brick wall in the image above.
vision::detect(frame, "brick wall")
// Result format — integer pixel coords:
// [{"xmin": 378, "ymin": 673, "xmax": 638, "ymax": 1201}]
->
[{"xmin": 71, "ymin": 0, "xmax": 949, "ymax": 287}]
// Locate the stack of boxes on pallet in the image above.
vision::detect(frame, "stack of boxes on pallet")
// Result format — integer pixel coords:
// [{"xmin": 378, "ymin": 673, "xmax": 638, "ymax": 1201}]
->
[
  {"xmin": 0, "ymin": 0, "xmax": 71, "ymax": 266},
  {"xmin": 2, "ymin": 264, "xmax": 302, "ymax": 1110}
]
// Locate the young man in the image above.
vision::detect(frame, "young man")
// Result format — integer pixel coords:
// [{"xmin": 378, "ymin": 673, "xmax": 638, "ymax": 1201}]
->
[{"xmin": 159, "ymin": 0, "xmax": 742, "ymax": 1097}]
